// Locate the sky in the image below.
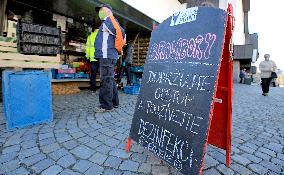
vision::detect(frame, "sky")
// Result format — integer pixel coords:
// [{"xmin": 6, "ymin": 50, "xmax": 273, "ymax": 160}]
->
[{"xmin": 249, "ymin": 0, "xmax": 284, "ymax": 70}]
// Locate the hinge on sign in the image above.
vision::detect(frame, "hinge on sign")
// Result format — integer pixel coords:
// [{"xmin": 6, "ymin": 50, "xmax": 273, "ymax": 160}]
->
[{"xmin": 214, "ymin": 98, "xmax": 223, "ymax": 103}]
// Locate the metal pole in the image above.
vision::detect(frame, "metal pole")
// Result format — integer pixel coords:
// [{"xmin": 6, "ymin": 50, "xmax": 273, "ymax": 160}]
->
[{"xmin": 0, "ymin": 0, "xmax": 7, "ymax": 36}]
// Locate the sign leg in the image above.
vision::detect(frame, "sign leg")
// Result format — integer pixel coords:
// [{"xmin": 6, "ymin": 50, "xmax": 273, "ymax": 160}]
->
[{"xmin": 125, "ymin": 137, "xmax": 132, "ymax": 153}]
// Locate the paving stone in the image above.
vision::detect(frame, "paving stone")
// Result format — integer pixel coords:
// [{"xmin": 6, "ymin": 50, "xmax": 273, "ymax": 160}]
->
[
  {"xmin": 259, "ymin": 161, "xmax": 283, "ymax": 174},
  {"xmin": 49, "ymin": 148, "xmax": 69, "ymax": 161},
  {"xmin": 41, "ymin": 143, "xmax": 61, "ymax": 154},
  {"xmin": 96, "ymin": 134, "xmax": 110, "ymax": 142},
  {"xmin": 241, "ymin": 153, "xmax": 262, "ymax": 163},
  {"xmin": 151, "ymin": 165, "xmax": 170, "ymax": 175},
  {"xmin": 89, "ymin": 152, "xmax": 108, "ymax": 165},
  {"xmin": 57, "ymin": 136, "xmax": 73, "ymax": 143},
  {"xmin": 70, "ymin": 145, "xmax": 95, "ymax": 159},
  {"xmin": 119, "ymin": 160, "xmax": 139, "ymax": 172},
  {"xmin": 230, "ymin": 163, "xmax": 252, "ymax": 175},
  {"xmin": 2, "ymin": 159, "xmax": 20, "ymax": 172},
  {"xmin": 39, "ymin": 132, "xmax": 54, "ymax": 140},
  {"xmin": 9, "ymin": 167, "xmax": 30, "ymax": 175},
  {"xmin": 104, "ymin": 138, "xmax": 120, "ymax": 147},
  {"xmin": 71, "ymin": 131, "xmax": 86, "ymax": 139},
  {"xmin": 19, "ymin": 147, "xmax": 40, "ymax": 159},
  {"xmin": 104, "ymin": 156, "xmax": 123, "ymax": 169},
  {"xmin": 258, "ymin": 147, "xmax": 276, "ymax": 157},
  {"xmin": 59, "ymin": 169, "xmax": 82, "ymax": 175},
  {"xmin": 39, "ymin": 138, "xmax": 56, "ymax": 146},
  {"xmin": 203, "ymin": 168, "xmax": 222, "ymax": 175},
  {"xmin": 131, "ymin": 153, "xmax": 147, "ymax": 163},
  {"xmin": 2, "ymin": 145, "xmax": 20, "ymax": 154},
  {"xmin": 42, "ymin": 165, "xmax": 63, "ymax": 175},
  {"xmin": 122, "ymin": 171, "xmax": 140, "ymax": 175},
  {"xmin": 113, "ymin": 133, "xmax": 127, "ymax": 140},
  {"xmin": 72, "ymin": 160, "xmax": 93, "ymax": 173},
  {"xmin": 207, "ymin": 150, "xmax": 226, "ymax": 164},
  {"xmin": 103, "ymin": 168, "xmax": 123, "ymax": 175},
  {"xmin": 62, "ymin": 140, "xmax": 78, "ymax": 150},
  {"xmin": 203, "ymin": 154, "xmax": 219, "ymax": 169},
  {"xmin": 231, "ymin": 154, "xmax": 251, "ymax": 166},
  {"xmin": 85, "ymin": 139, "xmax": 102, "ymax": 149},
  {"xmin": 21, "ymin": 153, "xmax": 46, "ymax": 166},
  {"xmin": 248, "ymin": 164, "xmax": 269, "ymax": 174},
  {"xmin": 85, "ymin": 164, "xmax": 104, "ymax": 175},
  {"xmin": 264, "ymin": 142, "xmax": 284, "ymax": 152},
  {"xmin": 21, "ymin": 140, "xmax": 37, "ymax": 149},
  {"xmin": 109, "ymin": 148, "xmax": 131, "ymax": 159},
  {"xmin": 272, "ymin": 157, "xmax": 284, "ymax": 165},
  {"xmin": 239, "ymin": 145, "xmax": 256, "ymax": 154},
  {"xmin": 216, "ymin": 164, "xmax": 234, "ymax": 175},
  {"xmin": 57, "ymin": 154, "xmax": 77, "ymax": 168},
  {"xmin": 138, "ymin": 163, "xmax": 151, "ymax": 174},
  {"xmin": 32, "ymin": 158, "xmax": 55, "ymax": 173},
  {"xmin": 254, "ymin": 151, "xmax": 271, "ymax": 160},
  {"xmin": 96, "ymin": 145, "xmax": 112, "ymax": 154},
  {"xmin": 146, "ymin": 155, "xmax": 162, "ymax": 165},
  {"xmin": 77, "ymin": 136, "xmax": 92, "ymax": 144}
]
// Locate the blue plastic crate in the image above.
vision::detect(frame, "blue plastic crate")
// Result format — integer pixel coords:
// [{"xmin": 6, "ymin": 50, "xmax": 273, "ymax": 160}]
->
[
  {"xmin": 51, "ymin": 69, "xmax": 56, "ymax": 79},
  {"xmin": 2, "ymin": 70, "xmax": 53, "ymax": 130},
  {"xmin": 123, "ymin": 85, "xmax": 140, "ymax": 95},
  {"xmin": 75, "ymin": 73, "xmax": 89, "ymax": 79},
  {"xmin": 130, "ymin": 66, "xmax": 144, "ymax": 72},
  {"xmin": 56, "ymin": 73, "xmax": 75, "ymax": 79}
]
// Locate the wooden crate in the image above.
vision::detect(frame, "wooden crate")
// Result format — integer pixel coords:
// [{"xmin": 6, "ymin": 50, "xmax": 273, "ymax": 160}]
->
[
  {"xmin": 0, "ymin": 41, "xmax": 17, "ymax": 53},
  {"xmin": 0, "ymin": 53, "xmax": 60, "ymax": 69}
]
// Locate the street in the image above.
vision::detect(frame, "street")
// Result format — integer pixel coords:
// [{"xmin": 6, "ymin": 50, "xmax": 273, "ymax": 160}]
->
[{"xmin": 0, "ymin": 84, "xmax": 283, "ymax": 175}]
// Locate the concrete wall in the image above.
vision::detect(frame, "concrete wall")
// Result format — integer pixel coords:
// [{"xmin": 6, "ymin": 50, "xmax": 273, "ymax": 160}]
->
[
  {"xmin": 233, "ymin": 60, "xmax": 240, "ymax": 82},
  {"xmin": 121, "ymin": 0, "xmax": 186, "ymax": 23}
]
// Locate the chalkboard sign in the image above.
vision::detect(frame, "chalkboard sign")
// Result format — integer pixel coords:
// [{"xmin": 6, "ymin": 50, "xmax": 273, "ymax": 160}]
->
[{"xmin": 129, "ymin": 7, "xmax": 227, "ymax": 174}]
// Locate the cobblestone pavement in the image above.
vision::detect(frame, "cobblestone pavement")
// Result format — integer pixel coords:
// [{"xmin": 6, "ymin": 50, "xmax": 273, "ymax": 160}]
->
[{"xmin": 0, "ymin": 84, "xmax": 283, "ymax": 175}]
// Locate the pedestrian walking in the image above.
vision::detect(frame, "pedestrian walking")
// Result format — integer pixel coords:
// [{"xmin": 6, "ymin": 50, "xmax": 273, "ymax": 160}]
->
[
  {"xmin": 94, "ymin": 4, "xmax": 126, "ymax": 112},
  {"xmin": 259, "ymin": 54, "xmax": 277, "ymax": 96}
]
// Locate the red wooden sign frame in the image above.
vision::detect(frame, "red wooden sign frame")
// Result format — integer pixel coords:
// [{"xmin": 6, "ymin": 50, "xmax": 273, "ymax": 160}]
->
[{"xmin": 126, "ymin": 4, "xmax": 234, "ymax": 174}]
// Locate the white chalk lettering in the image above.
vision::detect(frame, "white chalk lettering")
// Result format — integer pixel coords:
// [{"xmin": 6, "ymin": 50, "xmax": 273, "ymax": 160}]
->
[
  {"xmin": 147, "ymin": 70, "xmax": 213, "ymax": 91},
  {"xmin": 138, "ymin": 119, "xmax": 193, "ymax": 171}
]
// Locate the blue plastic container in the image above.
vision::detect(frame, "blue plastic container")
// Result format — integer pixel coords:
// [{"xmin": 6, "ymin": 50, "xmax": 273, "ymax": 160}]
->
[
  {"xmin": 56, "ymin": 73, "xmax": 75, "ymax": 79},
  {"xmin": 130, "ymin": 66, "xmax": 144, "ymax": 72},
  {"xmin": 2, "ymin": 70, "xmax": 53, "ymax": 130},
  {"xmin": 75, "ymin": 73, "xmax": 89, "ymax": 79},
  {"xmin": 123, "ymin": 85, "xmax": 140, "ymax": 95}
]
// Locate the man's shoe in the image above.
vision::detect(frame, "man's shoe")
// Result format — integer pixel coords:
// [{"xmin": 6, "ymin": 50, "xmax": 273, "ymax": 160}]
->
[
  {"xmin": 95, "ymin": 108, "xmax": 113, "ymax": 113},
  {"xmin": 114, "ymin": 105, "xmax": 119, "ymax": 108},
  {"xmin": 263, "ymin": 93, "xmax": 268, "ymax": 96}
]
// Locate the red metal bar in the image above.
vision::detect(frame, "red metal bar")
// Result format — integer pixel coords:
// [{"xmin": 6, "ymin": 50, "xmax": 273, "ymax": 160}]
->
[{"xmin": 125, "ymin": 137, "xmax": 132, "ymax": 153}]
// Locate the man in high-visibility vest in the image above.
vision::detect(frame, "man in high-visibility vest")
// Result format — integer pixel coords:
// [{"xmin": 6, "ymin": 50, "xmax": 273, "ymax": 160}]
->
[{"xmin": 86, "ymin": 28, "xmax": 99, "ymax": 92}]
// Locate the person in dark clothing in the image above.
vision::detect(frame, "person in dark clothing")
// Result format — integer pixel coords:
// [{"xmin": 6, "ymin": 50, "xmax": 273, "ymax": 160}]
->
[
  {"xmin": 94, "ymin": 4, "xmax": 126, "ymax": 112},
  {"xmin": 118, "ymin": 42, "xmax": 134, "ymax": 85},
  {"xmin": 86, "ymin": 28, "xmax": 99, "ymax": 92},
  {"xmin": 239, "ymin": 68, "xmax": 246, "ymax": 83}
]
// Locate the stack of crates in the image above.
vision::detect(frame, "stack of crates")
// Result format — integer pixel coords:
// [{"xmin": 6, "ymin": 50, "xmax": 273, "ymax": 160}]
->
[{"xmin": 17, "ymin": 21, "xmax": 62, "ymax": 55}]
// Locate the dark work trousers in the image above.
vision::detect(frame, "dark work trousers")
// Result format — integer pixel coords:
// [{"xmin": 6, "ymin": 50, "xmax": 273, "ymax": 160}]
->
[
  {"xmin": 261, "ymin": 78, "xmax": 272, "ymax": 93},
  {"xmin": 99, "ymin": 59, "xmax": 119, "ymax": 110},
  {"xmin": 90, "ymin": 61, "xmax": 99, "ymax": 91}
]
